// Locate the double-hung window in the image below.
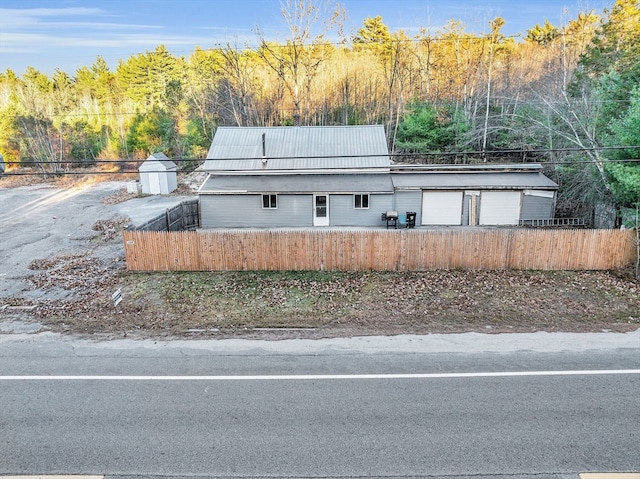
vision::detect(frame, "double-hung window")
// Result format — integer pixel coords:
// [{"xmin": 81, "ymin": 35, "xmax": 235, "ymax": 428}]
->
[
  {"xmin": 262, "ymin": 194, "xmax": 277, "ymax": 209},
  {"xmin": 354, "ymin": 194, "xmax": 369, "ymax": 209}
]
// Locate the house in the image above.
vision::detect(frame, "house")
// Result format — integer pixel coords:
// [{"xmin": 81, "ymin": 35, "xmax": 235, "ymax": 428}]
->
[
  {"xmin": 198, "ymin": 125, "xmax": 393, "ymax": 227},
  {"xmin": 139, "ymin": 152, "xmax": 178, "ymax": 195},
  {"xmin": 198, "ymin": 125, "xmax": 558, "ymax": 228}
]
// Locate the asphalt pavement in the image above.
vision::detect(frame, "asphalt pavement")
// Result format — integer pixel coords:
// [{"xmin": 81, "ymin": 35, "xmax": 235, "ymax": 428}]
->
[{"xmin": 1, "ymin": 331, "xmax": 639, "ymax": 478}]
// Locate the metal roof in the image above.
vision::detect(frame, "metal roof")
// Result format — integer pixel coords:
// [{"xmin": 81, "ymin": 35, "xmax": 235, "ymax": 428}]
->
[
  {"xmin": 203, "ymin": 125, "xmax": 391, "ymax": 171},
  {"xmin": 391, "ymin": 171, "xmax": 558, "ymax": 189},
  {"xmin": 391, "ymin": 163, "xmax": 545, "ymax": 172},
  {"xmin": 200, "ymin": 173, "xmax": 395, "ymax": 194},
  {"xmin": 139, "ymin": 152, "xmax": 177, "ymax": 172}
]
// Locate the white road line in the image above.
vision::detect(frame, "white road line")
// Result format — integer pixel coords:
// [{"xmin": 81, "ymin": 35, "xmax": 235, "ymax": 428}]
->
[
  {"xmin": 580, "ymin": 474, "xmax": 640, "ymax": 479},
  {"xmin": 1, "ymin": 476, "xmax": 104, "ymax": 479},
  {"xmin": 1, "ymin": 370, "xmax": 639, "ymax": 381}
]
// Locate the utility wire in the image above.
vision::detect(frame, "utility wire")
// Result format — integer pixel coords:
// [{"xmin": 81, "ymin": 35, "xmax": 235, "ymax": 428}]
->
[
  {"xmin": 2, "ymin": 145, "xmax": 640, "ymax": 166},
  {"xmin": 2, "ymin": 158, "xmax": 639, "ymax": 177}
]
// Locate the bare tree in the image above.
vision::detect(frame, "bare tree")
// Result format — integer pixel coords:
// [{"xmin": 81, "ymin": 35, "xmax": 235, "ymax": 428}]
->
[
  {"xmin": 481, "ymin": 17, "xmax": 505, "ymax": 156},
  {"xmin": 218, "ymin": 43, "xmax": 262, "ymax": 126},
  {"xmin": 256, "ymin": 0, "xmax": 345, "ymax": 124}
]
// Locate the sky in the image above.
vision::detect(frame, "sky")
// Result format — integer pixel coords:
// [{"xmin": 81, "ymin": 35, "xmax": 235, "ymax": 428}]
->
[{"xmin": 0, "ymin": 0, "xmax": 611, "ymax": 75}]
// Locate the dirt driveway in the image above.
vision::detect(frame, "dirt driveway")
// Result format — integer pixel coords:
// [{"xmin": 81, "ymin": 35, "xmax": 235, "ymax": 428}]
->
[{"xmin": 0, "ymin": 180, "xmax": 190, "ymax": 300}]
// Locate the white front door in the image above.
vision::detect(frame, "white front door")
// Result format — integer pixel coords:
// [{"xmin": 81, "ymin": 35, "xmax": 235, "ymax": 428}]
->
[{"xmin": 313, "ymin": 194, "xmax": 330, "ymax": 226}]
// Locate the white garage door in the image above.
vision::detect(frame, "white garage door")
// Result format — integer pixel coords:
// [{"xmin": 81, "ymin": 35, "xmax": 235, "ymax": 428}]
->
[
  {"xmin": 421, "ymin": 191, "xmax": 463, "ymax": 225},
  {"xmin": 479, "ymin": 191, "xmax": 521, "ymax": 225}
]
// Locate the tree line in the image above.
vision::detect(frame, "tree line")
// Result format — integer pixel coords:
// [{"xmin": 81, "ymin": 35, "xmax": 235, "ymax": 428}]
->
[{"xmin": 0, "ymin": 0, "xmax": 638, "ymax": 223}]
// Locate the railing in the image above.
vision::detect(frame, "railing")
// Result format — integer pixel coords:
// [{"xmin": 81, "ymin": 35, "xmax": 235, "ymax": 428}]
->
[{"xmin": 519, "ymin": 218, "xmax": 590, "ymax": 228}]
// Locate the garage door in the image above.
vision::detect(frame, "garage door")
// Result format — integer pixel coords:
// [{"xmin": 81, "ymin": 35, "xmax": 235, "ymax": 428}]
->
[
  {"xmin": 479, "ymin": 191, "xmax": 521, "ymax": 225},
  {"xmin": 421, "ymin": 191, "xmax": 463, "ymax": 225}
]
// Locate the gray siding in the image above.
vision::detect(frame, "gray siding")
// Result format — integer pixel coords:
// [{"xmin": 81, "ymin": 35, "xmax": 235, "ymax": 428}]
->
[
  {"xmin": 521, "ymin": 193, "xmax": 555, "ymax": 220},
  {"xmin": 329, "ymin": 194, "xmax": 394, "ymax": 226},
  {"xmin": 200, "ymin": 188, "xmax": 556, "ymax": 228},
  {"xmin": 393, "ymin": 191, "xmax": 423, "ymax": 225},
  {"xmin": 200, "ymin": 194, "xmax": 312, "ymax": 228},
  {"xmin": 391, "ymin": 171, "xmax": 559, "ymax": 189}
]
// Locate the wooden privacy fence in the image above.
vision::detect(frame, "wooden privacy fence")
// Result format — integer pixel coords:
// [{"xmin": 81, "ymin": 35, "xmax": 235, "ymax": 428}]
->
[
  {"xmin": 122, "ymin": 229, "xmax": 636, "ymax": 272},
  {"xmin": 132, "ymin": 199, "xmax": 199, "ymax": 232}
]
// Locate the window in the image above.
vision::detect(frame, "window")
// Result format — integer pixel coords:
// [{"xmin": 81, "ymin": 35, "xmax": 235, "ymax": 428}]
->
[
  {"xmin": 262, "ymin": 194, "xmax": 277, "ymax": 209},
  {"xmin": 354, "ymin": 194, "xmax": 369, "ymax": 209}
]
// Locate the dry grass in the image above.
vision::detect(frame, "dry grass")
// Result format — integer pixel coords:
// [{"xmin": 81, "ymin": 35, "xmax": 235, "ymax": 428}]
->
[{"xmin": 16, "ymin": 260, "xmax": 640, "ymax": 339}]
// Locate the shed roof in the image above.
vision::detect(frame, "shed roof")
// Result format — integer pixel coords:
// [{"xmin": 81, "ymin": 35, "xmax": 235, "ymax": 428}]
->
[
  {"xmin": 139, "ymin": 152, "xmax": 177, "ymax": 172},
  {"xmin": 203, "ymin": 125, "xmax": 390, "ymax": 171},
  {"xmin": 391, "ymin": 171, "xmax": 558, "ymax": 190},
  {"xmin": 199, "ymin": 173, "xmax": 395, "ymax": 194}
]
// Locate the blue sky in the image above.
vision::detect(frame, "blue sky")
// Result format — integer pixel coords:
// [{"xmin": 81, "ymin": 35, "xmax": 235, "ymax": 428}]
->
[{"xmin": 0, "ymin": 0, "xmax": 610, "ymax": 75}]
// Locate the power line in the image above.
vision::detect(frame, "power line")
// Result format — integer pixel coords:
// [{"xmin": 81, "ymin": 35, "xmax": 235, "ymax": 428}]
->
[
  {"xmin": 1, "ymin": 170, "xmax": 139, "ymax": 177},
  {"xmin": 2, "ymin": 156, "xmax": 639, "ymax": 177},
  {"xmin": 3, "ymin": 145, "xmax": 640, "ymax": 167}
]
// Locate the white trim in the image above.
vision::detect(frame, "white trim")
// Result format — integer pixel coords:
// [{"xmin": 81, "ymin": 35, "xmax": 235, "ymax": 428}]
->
[
  {"xmin": 261, "ymin": 193, "xmax": 278, "ymax": 209},
  {"xmin": 313, "ymin": 194, "xmax": 330, "ymax": 226},
  {"xmin": 196, "ymin": 173, "xmax": 212, "ymax": 193},
  {"xmin": 205, "ymin": 167, "xmax": 391, "ymax": 175},
  {"xmin": 354, "ymin": 193, "xmax": 370, "ymax": 209},
  {"xmin": 524, "ymin": 189, "xmax": 555, "ymax": 198}
]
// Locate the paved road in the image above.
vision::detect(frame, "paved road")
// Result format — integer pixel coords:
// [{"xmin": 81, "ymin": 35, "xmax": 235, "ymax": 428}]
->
[{"xmin": 1, "ymin": 332, "xmax": 639, "ymax": 478}]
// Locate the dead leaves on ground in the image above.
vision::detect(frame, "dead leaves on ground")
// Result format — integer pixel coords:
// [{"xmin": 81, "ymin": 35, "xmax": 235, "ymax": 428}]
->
[
  {"xmin": 154, "ymin": 269, "xmax": 640, "ymax": 335},
  {"xmin": 29, "ymin": 254, "xmax": 119, "ymax": 291},
  {"xmin": 17, "ymin": 260, "xmax": 640, "ymax": 337},
  {"xmin": 100, "ymin": 188, "xmax": 138, "ymax": 205},
  {"xmin": 92, "ymin": 217, "xmax": 130, "ymax": 241},
  {"xmin": 26, "ymin": 253, "xmax": 123, "ymax": 322}
]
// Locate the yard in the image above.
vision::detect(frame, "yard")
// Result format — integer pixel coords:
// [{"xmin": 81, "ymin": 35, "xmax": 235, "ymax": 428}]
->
[
  {"xmin": 1, "ymin": 174, "xmax": 638, "ymax": 340},
  {"xmin": 14, "ymin": 257, "xmax": 640, "ymax": 339}
]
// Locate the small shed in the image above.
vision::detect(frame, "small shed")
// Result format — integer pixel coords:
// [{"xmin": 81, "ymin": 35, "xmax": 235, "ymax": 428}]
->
[{"xmin": 139, "ymin": 153, "xmax": 178, "ymax": 195}]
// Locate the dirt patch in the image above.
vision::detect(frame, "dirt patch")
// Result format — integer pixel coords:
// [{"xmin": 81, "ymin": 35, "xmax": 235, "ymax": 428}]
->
[{"xmin": 6, "ymin": 262, "xmax": 639, "ymax": 340}]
